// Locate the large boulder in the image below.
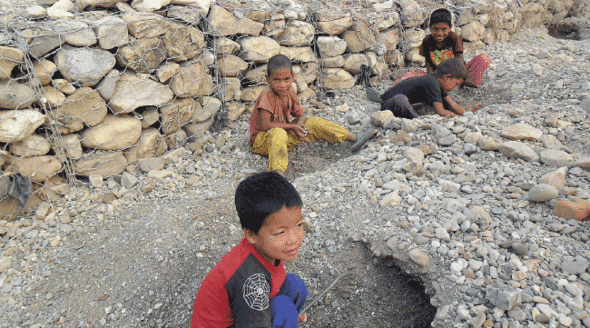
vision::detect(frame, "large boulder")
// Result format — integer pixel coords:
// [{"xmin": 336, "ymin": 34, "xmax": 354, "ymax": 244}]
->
[
  {"xmin": 55, "ymin": 47, "xmax": 116, "ymax": 87},
  {"xmin": 160, "ymin": 98, "xmax": 198, "ymax": 135},
  {"xmin": 169, "ymin": 0, "xmax": 212, "ymax": 16},
  {"xmin": 316, "ymin": 17, "xmax": 353, "ymax": 36},
  {"xmin": 0, "ymin": 110, "xmax": 45, "ymax": 143},
  {"xmin": 217, "ymin": 55, "xmax": 249, "ymax": 77},
  {"xmin": 280, "ymin": 47, "xmax": 316, "ymax": 63},
  {"xmin": 162, "ymin": 24, "xmax": 206, "ymax": 62},
  {"xmin": 169, "ymin": 62, "xmax": 215, "ymax": 97},
  {"xmin": 73, "ymin": 151, "xmax": 127, "ymax": 177},
  {"xmin": 239, "ymin": 36, "xmax": 281, "ymax": 63},
  {"xmin": 124, "ymin": 128, "xmax": 167, "ymax": 163},
  {"xmin": 32, "ymin": 59, "xmax": 57, "ymax": 86},
  {"xmin": 278, "ymin": 20, "xmax": 314, "ymax": 46},
  {"xmin": 131, "ymin": 0, "xmax": 172, "ymax": 12},
  {"xmin": 52, "ymin": 134, "xmax": 83, "ymax": 161},
  {"xmin": 0, "ymin": 81, "xmax": 36, "ymax": 110},
  {"xmin": 110, "ymin": 72, "xmax": 174, "ymax": 113},
  {"xmin": 14, "ymin": 156, "xmax": 62, "ymax": 183},
  {"xmin": 207, "ymin": 6, "xmax": 237, "ymax": 36},
  {"xmin": 0, "ymin": 46, "xmax": 24, "ymax": 80},
  {"xmin": 56, "ymin": 87, "xmax": 108, "ymax": 133},
  {"xmin": 53, "ymin": 21, "xmax": 97, "ymax": 47},
  {"xmin": 122, "ymin": 12, "xmax": 172, "ymax": 39},
  {"xmin": 80, "ymin": 115, "xmax": 142, "ymax": 150},
  {"xmin": 93, "ymin": 16, "xmax": 129, "ymax": 50},
  {"xmin": 461, "ymin": 21, "xmax": 486, "ymax": 42},
  {"xmin": 78, "ymin": 0, "xmax": 126, "ymax": 10},
  {"xmin": 540, "ymin": 149, "xmax": 574, "ymax": 167},
  {"xmin": 317, "ymin": 36, "xmax": 347, "ymax": 57},
  {"xmin": 319, "ymin": 68, "xmax": 355, "ymax": 90},
  {"xmin": 8, "ymin": 134, "xmax": 51, "ymax": 157},
  {"xmin": 342, "ymin": 22, "xmax": 376, "ymax": 53},
  {"xmin": 116, "ymin": 38, "xmax": 167, "ymax": 73},
  {"xmin": 216, "ymin": 38, "xmax": 241, "ymax": 57}
]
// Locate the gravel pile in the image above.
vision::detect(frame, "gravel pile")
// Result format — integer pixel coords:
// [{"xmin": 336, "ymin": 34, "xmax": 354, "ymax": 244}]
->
[{"xmin": 1, "ymin": 27, "xmax": 590, "ymax": 328}]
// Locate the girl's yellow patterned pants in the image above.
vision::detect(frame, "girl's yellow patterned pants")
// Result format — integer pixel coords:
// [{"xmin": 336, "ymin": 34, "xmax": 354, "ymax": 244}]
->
[{"xmin": 250, "ymin": 117, "xmax": 349, "ymax": 173}]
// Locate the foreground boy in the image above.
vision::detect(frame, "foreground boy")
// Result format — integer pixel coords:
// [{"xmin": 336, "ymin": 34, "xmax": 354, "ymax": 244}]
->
[
  {"xmin": 380, "ymin": 58, "xmax": 481, "ymax": 119},
  {"xmin": 250, "ymin": 54, "xmax": 377, "ymax": 175},
  {"xmin": 191, "ymin": 172, "xmax": 308, "ymax": 327}
]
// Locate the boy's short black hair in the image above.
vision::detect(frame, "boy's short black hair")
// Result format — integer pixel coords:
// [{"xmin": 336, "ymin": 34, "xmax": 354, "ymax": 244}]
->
[
  {"xmin": 267, "ymin": 54, "xmax": 292, "ymax": 77},
  {"xmin": 235, "ymin": 172, "xmax": 303, "ymax": 234},
  {"xmin": 430, "ymin": 8, "xmax": 453, "ymax": 28},
  {"xmin": 434, "ymin": 58, "xmax": 468, "ymax": 80}
]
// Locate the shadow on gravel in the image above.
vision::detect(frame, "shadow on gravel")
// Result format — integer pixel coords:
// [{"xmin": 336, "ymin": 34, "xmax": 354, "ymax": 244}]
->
[
  {"xmin": 296, "ymin": 242, "xmax": 436, "ymax": 328},
  {"xmin": 547, "ymin": 21, "xmax": 589, "ymax": 41}
]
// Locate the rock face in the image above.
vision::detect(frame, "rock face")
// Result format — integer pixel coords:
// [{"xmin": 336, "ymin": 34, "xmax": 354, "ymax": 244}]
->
[
  {"xmin": 124, "ymin": 128, "xmax": 167, "ymax": 163},
  {"xmin": 14, "ymin": 156, "xmax": 62, "ymax": 183},
  {"xmin": 93, "ymin": 16, "xmax": 129, "ymax": 50},
  {"xmin": 80, "ymin": 115, "xmax": 142, "ymax": 150},
  {"xmin": 0, "ymin": 110, "xmax": 46, "ymax": 143},
  {"xmin": 109, "ymin": 73, "xmax": 174, "ymax": 113},
  {"xmin": 239, "ymin": 36, "xmax": 280, "ymax": 63},
  {"xmin": 73, "ymin": 151, "xmax": 127, "ymax": 177},
  {"xmin": 0, "ymin": 81, "xmax": 36, "ymax": 110},
  {"xmin": 8, "ymin": 134, "xmax": 51, "ymax": 157},
  {"xmin": 116, "ymin": 38, "xmax": 166, "ymax": 73},
  {"xmin": 319, "ymin": 68, "xmax": 355, "ymax": 90},
  {"xmin": 169, "ymin": 62, "xmax": 214, "ymax": 97},
  {"xmin": 55, "ymin": 48, "xmax": 116, "ymax": 87},
  {"xmin": 0, "ymin": 47, "xmax": 25, "ymax": 80},
  {"xmin": 56, "ymin": 87, "xmax": 108, "ymax": 133}
]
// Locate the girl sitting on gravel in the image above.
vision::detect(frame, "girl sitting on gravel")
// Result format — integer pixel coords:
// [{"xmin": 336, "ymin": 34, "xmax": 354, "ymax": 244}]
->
[
  {"xmin": 392, "ymin": 8, "xmax": 492, "ymax": 89},
  {"xmin": 380, "ymin": 58, "xmax": 481, "ymax": 118},
  {"xmin": 249, "ymin": 54, "xmax": 377, "ymax": 175}
]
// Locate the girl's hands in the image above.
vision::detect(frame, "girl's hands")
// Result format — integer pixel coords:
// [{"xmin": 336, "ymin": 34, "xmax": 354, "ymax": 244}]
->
[{"xmin": 293, "ymin": 124, "xmax": 309, "ymax": 139}]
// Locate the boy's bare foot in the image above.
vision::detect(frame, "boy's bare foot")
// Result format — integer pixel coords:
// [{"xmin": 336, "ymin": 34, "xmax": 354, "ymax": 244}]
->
[{"xmin": 350, "ymin": 128, "xmax": 378, "ymax": 153}]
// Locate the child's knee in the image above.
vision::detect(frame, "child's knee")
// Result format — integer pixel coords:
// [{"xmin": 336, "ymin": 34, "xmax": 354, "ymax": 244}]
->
[{"xmin": 268, "ymin": 128, "xmax": 288, "ymax": 142}]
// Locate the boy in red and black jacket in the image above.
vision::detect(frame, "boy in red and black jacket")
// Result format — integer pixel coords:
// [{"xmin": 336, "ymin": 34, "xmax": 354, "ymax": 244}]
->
[{"xmin": 191, "ymin": 172, "xmax": 308, "ymax": 327}]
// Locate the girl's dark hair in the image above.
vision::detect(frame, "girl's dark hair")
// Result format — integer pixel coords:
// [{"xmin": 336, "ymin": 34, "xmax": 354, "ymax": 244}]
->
[
  {"xmin": 430, "ymin": 8, "xmax": 453, "ymax": 28},
  {"xmin": 235, "ymin": 172, "xmax": 303, "ymax": 234},
  {"xmin": 434, "ymin": 58, "xmax": 468, "ymax": 79},
  {"xmin": 267, "ymin": 54, "xmax": 292, "ymax": 77}
]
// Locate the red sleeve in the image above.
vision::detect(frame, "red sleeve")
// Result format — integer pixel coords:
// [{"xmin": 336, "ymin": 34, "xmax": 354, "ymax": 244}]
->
[
  {"xmin": 257, "ymin": 90, "xmax": 276, "ymax": 116},
  {"xmin": 289, "ymin": 89, "xmax": 304, "ymax": 117},
  {"xmin": 191, "ymin": 270, "xmax": 232, "ymax": 328}
]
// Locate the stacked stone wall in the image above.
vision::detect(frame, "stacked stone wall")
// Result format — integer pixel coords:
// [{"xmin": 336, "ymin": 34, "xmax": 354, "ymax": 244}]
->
[{"xmin": 0, "ymin": 0, "xmax": 582, "ymax": 218}]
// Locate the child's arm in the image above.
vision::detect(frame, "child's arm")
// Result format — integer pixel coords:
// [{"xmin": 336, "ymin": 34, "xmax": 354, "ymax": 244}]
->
[
  {"xmin": 258, "ymin": 109, "xmax": 307, "ymax": 138},
  {"xmin": 443, "ymin": 96, "xmax": 482, "ymax": 115},
  {"xmin": 433, "ymin": 101, "xmax": 457, "ymax": 118}
]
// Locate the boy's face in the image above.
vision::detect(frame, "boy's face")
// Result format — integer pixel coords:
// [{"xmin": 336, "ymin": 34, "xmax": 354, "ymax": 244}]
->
[
  {"xmin": 430, "ymin": 22, "xmax": 451, "ymax": 43},
  {"xmin": 266, "ymin": 68, "xmax": 294, "ymax": 97},
  {"xmin": 246, "ymin": 206, "xmax": 305, "ymax": 264},
  {"xmin": 439, "ymin": 75, "xmax": 464, "ymax": 93}
]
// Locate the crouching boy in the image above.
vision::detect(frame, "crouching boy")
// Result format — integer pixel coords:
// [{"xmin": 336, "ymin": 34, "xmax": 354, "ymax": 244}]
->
[{"xmin": 191, "ymin": 172, "xmax": 308, "ymax": 327}]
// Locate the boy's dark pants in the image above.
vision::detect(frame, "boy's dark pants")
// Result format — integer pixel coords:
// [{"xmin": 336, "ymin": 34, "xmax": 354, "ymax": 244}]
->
[
  {"xmin": 270, "ymin": 273, "xmax": 308, "ymax": 327},
  {"xmin": 381, "ymin": 94, "xmax": 419, "ymax": 119}
]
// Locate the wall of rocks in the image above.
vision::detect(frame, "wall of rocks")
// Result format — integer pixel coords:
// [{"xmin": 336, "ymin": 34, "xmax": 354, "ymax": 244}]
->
[{"xmin": 0, "ymin": 0, "xmax": 582, "ymax": 216}]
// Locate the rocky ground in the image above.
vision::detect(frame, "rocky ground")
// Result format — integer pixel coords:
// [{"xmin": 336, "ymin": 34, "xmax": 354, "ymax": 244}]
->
[{"xmin": 1, "ymin": 26, "xmax": 590, "ymax": 328}]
